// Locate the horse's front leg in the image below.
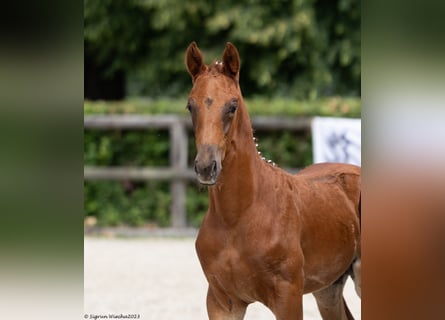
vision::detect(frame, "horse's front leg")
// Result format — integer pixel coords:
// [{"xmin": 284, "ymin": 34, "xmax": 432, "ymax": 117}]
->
[
  {"xmin": 267, "ymin": 276, "xmax": 304, "ymax": 320},
  {"xmin": 206, "ymin": 286, "xmax": 247, "ymax": 320}
]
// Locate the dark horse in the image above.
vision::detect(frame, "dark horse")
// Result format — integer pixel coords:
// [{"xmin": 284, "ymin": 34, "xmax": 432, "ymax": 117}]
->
[{"xmin": 185, "ymin": 42, "xmax": 361, "ymax": 320}]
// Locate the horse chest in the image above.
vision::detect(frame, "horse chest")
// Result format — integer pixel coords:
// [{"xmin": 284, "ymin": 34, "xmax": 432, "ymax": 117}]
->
[
  {"xmin": 197, "ymin": 227, "xmax": 295, "ymax": 304},
  {"xmin": 196, "ymin": 233, "xmax": 260, "ymax": 298},
  {"xmin": 207, "ymin": 241, "xmax": 251, "ymax": 277}
]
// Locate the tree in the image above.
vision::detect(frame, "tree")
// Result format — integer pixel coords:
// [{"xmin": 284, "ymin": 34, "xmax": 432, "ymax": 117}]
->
[
  {"xmin": 84, "ymin": 0, "xmax": 151, "ymax": 99},
  {"xmin": 84, "ymin": 0, "xmax": 360, "ymax": 100}
]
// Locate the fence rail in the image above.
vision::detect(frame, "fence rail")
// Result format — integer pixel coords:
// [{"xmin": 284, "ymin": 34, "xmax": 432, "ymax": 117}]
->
[{"xmin": 84, "ymin": 115, "xmax": 312, "ymax": 228}]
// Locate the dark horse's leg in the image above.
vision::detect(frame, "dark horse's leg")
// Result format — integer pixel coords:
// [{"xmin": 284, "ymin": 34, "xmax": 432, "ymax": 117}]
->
[
  {"xmin": 351, "ymin": 258, "xmax": 361, "ymax": 298},
  {"xmin": 312, "ymin": 272, "xmax": 355, "ymax": 320}
]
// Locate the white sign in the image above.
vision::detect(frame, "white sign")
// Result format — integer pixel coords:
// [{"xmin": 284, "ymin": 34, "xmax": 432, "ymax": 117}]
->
[{"xmin": 311, "ymin": 117, "xmax": 361, "ymax": 166}]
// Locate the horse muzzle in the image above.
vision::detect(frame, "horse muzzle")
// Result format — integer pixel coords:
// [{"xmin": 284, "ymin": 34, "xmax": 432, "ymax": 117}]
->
[{"xmin": 194, "ymin": 145, "xmax": 222, "ymax": 186}]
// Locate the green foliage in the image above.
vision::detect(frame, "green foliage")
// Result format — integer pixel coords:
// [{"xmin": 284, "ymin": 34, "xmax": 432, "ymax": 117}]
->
[
  {"xmin": 85, "ymin": 0, "xmax": 360, "ymax": 98},
  {"xmin": 84, "ymin": 129, "xmax": 170, "ymax": 166},
  {"xmin": 84, "ymin": 0, "xmax": 152, "ymax": 73},
  {"xmin": 186, "ymin": 183, "xmax": 209, "ymax": 228},
  {"xmin": 85, "ymin": 181, "xmax": 171, "ymax": 227},
  {"xmin": 255, "ymin": 131, "xmax": 313, "ymax": 169}
]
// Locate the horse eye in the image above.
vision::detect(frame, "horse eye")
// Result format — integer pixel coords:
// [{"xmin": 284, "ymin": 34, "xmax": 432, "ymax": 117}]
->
[{"xmin": 228, "ymin": 100, "xmax": 238, "ymax": 114}]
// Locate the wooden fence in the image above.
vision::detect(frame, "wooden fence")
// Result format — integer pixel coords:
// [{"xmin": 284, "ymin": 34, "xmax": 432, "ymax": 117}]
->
[{"xmin": 84, "ymin": 115, "xmax": 312, "ymax": 228}]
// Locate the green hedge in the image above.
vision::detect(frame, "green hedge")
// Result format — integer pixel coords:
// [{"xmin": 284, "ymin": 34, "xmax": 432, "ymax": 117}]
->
[
  {"xmin": 84, "ymin": 96, "xmax": 361, "ymax": 117},
  {"xmin": 84, "ymin": 98, "xmax": 360, "ymax": 227}
]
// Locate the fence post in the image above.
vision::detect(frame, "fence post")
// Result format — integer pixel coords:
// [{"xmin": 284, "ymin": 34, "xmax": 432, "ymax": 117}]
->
[{"xmin": 170, "ymin": 119, "xmax": 188, "ymax": 228}]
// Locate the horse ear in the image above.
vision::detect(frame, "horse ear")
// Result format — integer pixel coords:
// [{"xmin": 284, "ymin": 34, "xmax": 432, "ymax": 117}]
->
[
  {"xmin": 185, "ymin": 41, "xmax": 206, "ymax": 82},
  {"xmin": 222, "ymin": 42, "xmax": 240, "ymax": 81}
]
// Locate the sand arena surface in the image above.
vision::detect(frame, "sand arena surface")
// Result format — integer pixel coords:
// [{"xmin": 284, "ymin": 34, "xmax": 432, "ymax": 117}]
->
[{"xmin": 84, "ymin": 237, "xmax": 360, "ymax": 319}]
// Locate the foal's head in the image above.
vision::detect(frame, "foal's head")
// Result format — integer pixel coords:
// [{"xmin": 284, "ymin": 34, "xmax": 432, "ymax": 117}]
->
[{"xmin": 185, "ymin": 42, "xmax": 243, "ymax": 185}]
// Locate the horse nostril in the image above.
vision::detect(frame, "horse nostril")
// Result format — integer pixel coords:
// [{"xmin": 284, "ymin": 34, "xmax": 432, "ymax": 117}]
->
[
  {"xmin": 194, "ymin": 160, "xmax": 199, "ymax": 174},
  {"xmin": 211, "ymin": 160, "xmax": 217, "ymax": 173}
]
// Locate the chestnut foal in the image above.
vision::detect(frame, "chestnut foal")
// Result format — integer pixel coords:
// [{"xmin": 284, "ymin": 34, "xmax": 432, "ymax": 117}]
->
[{"xmin": 185, "ymin": 42, "xmax": 361, "ymax": 320}]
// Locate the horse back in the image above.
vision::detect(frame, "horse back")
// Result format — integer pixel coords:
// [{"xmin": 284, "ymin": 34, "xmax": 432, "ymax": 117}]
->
[{"xmin": 297, "ymin": 162, "xmax": 360, "ymax": 206}]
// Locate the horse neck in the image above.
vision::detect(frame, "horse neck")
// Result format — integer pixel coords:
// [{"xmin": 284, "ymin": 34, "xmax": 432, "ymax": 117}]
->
[{"xmin": 208, "ymin": 101, "xmax": 261, "ymax": 226}]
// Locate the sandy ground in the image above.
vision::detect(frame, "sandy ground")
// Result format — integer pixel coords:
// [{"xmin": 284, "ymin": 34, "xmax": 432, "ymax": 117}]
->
[{"xmin": 84, "ymin": 236, "xmax": 360, "ymax": 319}]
